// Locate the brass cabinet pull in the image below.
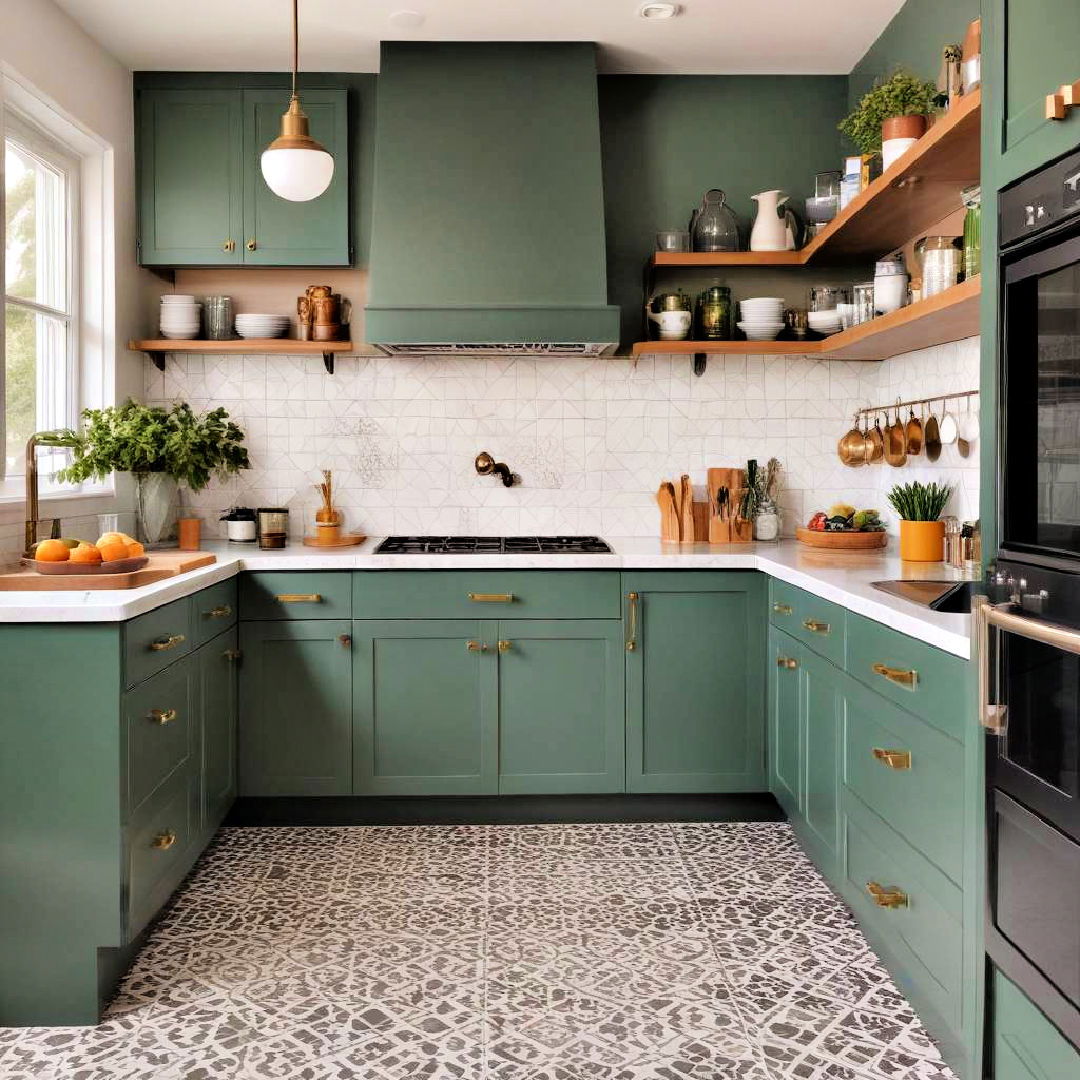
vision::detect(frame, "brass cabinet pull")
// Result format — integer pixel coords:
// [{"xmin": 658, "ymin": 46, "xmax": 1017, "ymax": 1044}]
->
[
  {"xmin": 467, "ymin": 593, "xmax": 514, "ymax": 603},
  {"xmin": 466, "ymin": 640, "xmax": 488, "ymax": 652},
  {"xmin": 148, "ymin": 708, "xmax": 177, "ymax": 725},
  {"xmin": 872, "ymin": 747, "xmax": 912, "ymax": 770},
  {"xmin": 247, "ymin": 238, "xmax": 257, "ymax": 251},
  {"xmin": 866, "ymin": 881, "xmax": 908, "ymax": 909},
  {"xmin": 872, "ymin": 662, "xmax": 918, "ymax": 689},
  {"xmin": 626, "ymin": 592, "xmax": 639, "ymax": 652},
  {"xmin": 772, "ymin": 602, "xmax": 793, "ymax": 615},
  {"xmin": 152, "ymin": 831, "xmax": 177, "ymax": 851},
  {"xmin": 776, "ymin": 656, "xmax": 798, "ymax": 669},
  {"xmin": 204, "ymin": 604, "xmax": 232, "ymax": 618},
  {"xmin": 497, "ymin": 640, "xmax": 512, "ymax": 654},
  {"xmin": 222, "ymin": 239, "xmax": 235, "ymax": 253},
  {"xmin": 149, "ymin": 634, "xmax": 185, "ymax": 652},
  {"xmin": 802, "ymin": 619, "xmax": 830, "ymax": 634},
  {"xmin": 275, "ymin": 593, "xmax": 322, "ymax": 603},
  {"xmin": 224, "ymin": 648, "xmax": 242, "ymax": 662},
  {"xmin": 339, "ymin": 634, "xmax": 352, "ymax": 648}
]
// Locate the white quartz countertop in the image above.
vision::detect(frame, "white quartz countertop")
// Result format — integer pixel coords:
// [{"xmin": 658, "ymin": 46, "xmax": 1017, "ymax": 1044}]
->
[{"xmin": 0, "ymin": 538, "xmax": 973, "ymax": 657}]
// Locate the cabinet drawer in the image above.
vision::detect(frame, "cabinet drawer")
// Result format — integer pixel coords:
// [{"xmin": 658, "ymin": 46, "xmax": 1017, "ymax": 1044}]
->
[
  {"xmin": 123, "ymin": 659, "xmax": 194, "ymax": 819},
  {"xmin": 845, "ymin": 612, "xmax": 969, "ymax": 739},
  {"xmin": 843, "ymin": 680, "xmax": 964, "ymax": 883},
  {"xmin": 240, "ymin": 572, "xmax": 352, "ymax": 620},
  {"xmin": 126, "ymin": 768, "xmax": 199, "ymax": 940},
  {"xmin": 191, "ymin": 578, "xmax": 238, "ymax": 647},
  {"xmin": 792, "ymin": 592, "xmax": 846, "ymax": 667},
  {"xmin": 841, "ymin": 799, "xmax": 964, "ymax": 1030},
  {"xmin": 124, "ymin": 595, "xmax": 192, "ymax": 688},
  {"xmin": 993, "ymin": 970, "xmax": 1080, "ymax": 1080},
  {"xmin": 353, "ymin": 571, "xmax": 620, "ymax": 620}
]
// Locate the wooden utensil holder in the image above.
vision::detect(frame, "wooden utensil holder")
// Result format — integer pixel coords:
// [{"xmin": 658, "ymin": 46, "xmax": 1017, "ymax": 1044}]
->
[{"xmin": 707, "ymin": 467, "xmax": 753, "ymax": 544}]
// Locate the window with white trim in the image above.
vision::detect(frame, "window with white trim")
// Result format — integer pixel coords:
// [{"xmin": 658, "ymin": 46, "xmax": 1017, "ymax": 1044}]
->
[{"xmin": 3, "ymin": 110, "xmax": 79, "ymax": 480}]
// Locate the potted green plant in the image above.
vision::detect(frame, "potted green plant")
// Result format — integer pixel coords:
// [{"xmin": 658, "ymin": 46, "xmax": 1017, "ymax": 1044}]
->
[
  {"xmin": 839, "ymin": 69, "xmax": 939, "ymax": 170},
  {"xmin": 57, "ymin": 400, "xmax": 250, "ymax": 544},
  {"xmin": 887, "ymin": 480, "xmax": 952, "ymax": 561}
]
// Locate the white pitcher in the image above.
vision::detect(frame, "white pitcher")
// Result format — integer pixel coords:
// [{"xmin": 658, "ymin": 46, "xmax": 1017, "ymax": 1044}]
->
[{"xmin": 750, "ymin": 189, "xmax": 797, "ymax": 251}]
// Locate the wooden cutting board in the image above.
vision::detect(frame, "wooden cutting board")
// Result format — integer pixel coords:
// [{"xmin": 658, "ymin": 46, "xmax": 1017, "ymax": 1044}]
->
[{"xmin": 0, "ymin": 551, "xmax": 217, "ymax": 591}]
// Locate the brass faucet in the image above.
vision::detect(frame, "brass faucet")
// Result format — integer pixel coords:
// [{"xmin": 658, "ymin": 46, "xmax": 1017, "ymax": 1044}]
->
[{"xmin": 24, "ymin": 431, "xmax": 69, "ymax": 555}]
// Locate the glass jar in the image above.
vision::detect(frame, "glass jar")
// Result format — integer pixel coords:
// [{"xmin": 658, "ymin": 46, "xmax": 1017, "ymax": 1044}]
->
[
  {"xmin": 753, "ymin": 499, "xmax": 781, "ymax": 542},
  {"xmin": 257, "ymin": 507, "xmax": 289, "ymax": 549},
  {"xmin": 853, "ymin": 282, "xmax": 875, "ymax": 325},
  {"xmin": 204, "ymin": 296, "xmax": 234, "ymax": 340},
  {"xmin": 962, "ymin": 185, "xmax": 981, "ymax": 280},
  {"xmin": 695, "ymin": 285, "xmax": 732, "ymax": 340},
  {"xmin": 690, "ymin": 189, "xmax": 740, "ymax": 252}
]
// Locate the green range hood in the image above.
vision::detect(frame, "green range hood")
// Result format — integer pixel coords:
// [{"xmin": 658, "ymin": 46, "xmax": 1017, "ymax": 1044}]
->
[{"xmin": 366, "ymin": 42, "xmax": 620, "ymax": 355}]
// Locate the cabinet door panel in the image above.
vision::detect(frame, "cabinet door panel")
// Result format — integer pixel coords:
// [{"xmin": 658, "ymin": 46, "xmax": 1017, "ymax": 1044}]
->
[
  {"xmin": 137, "ymin": 89, "xmax": 243, "ymax": 265},
  {"xmin": 239, "ymin": 620, "xmax": 352, "ymax": 796},
  {"xmin": 768, "ymin": 627, "xmax": 802, "ymax": 817},
  {"xmin": 353, "ymin": 621, "xmax": 497, "ymax": 795},
  {"xmin": 801, "ymin": 649, "xmax": 841, "ymax": 871},
  {"xmin": 200, "ymin": 628, "xmax": 238, "ymax": 834},
  {"xmin": 498, "ymin": 620, "xmax": 624, "ymax": 794},
  {"xmin": 242, "ymin": 89, "xmax": 349, "ymax": 266}
]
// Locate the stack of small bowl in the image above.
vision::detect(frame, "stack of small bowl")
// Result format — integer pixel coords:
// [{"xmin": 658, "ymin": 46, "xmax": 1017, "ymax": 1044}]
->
[
  {"xmin": 159, "ymin": 295, "xmax": 201, "ymax": 339},
  {"xmin": 736, "ymin": 297, "xmax": 785, "ymax": 341},
  {"xmin": 807, "ymin": 308, "xmax": 842, "ymax": 336},
  {"xmin": 234, "ymin": 313, "xmax": 289, "ymax": 339}
]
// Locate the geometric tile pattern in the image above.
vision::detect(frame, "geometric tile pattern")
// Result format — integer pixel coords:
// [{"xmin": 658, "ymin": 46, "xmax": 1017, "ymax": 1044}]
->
[{"xmin": 0, "ymin": 822, "xmax": 958, "ymax": 1080}]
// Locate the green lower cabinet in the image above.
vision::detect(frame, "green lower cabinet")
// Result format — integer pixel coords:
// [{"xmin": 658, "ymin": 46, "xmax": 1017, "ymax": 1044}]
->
[
  {"xmin": 239, "ymin": 620, "xmax": 353, "ymax": 796},
  {"xmin": 800, "ymin": 647, "xmax": 841, "ymax": 873},
  {"xmin": 624, "ymin": 572, "xmax": 766, "ymax": 793},
  {"xmin": 200, "ymin": 628, "xmax": 239, "ymax": 836},
  {"xmin": 497, "ymin": 620, "xmax": 625, "ymax": 794},
  {"xmin": 768, "ymin": 627, "xmax": 802, "ymax": 817},
  {"xmin": 992, "ymin": 970, "xmax": 1080, "ymax": 1078},
  {"xmin": 352, "ymin": 620, "xmax": 498, "ymax": 795}
]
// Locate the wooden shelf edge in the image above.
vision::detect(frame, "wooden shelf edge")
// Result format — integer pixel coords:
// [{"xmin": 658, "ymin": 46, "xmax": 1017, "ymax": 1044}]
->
[
  {"xmin": 650, "ymin": 251, "xmax": 805, "ymax": 269},
  {"xmin": 631, "ymin": 340, "xmax": 816, "ymax": 355},
  {"xmin": 129, "ymin": 338, "xmax": 356, "ymax": 374}
]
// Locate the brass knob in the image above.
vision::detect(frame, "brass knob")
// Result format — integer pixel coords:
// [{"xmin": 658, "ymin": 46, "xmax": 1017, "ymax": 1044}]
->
[
  {"xmin": 149, "ymin": 708, "xmax": 177, "ymax": 725},
  {"xmin": 339, "ymin": 634, "xmax": 352, "ymax": 648},
  {"xmin": 222, "ymin": 240, "xmax": 232, "ymax": 252},
  {"xmin": 149, "ymin": 634, "xmax": 185, "ymax": 652},
  {"xmin": 866, "ymin": 881, "xmax": 908, "ymax": 909},
  {"xmin": 776, "ymin": 656, "xmax": 798, "ymax": 669},
  {"xmin": 466, "ymin": 640, "xmax": 487, "ymax": 652},
  {"xmin": 872, "ymin": 662, "xmax": 918, "ymax": 689},
  {"xmin": 872, "ymin": 747, "xmax": 912, "ymax": 770},
  {"xmin": 205, "ymin": 604, "xmax": 232, "ymax": 618},
  {"xmin": 152, "ymin": 831, "xmax": 177, "ymax": 851},
  {"xmin": 497, "ymin": 640, "xmax": 512, "ymax": 654},
  {"xmin": 247, "ymin": 238, "xmax": 257, "ymax": 251},
  {"xmin": 803, "ymin": 619, "xmax": 830, "ymax": 634},
  {"xmin": 224, "ymin": 648, "xmax": 242, "ymax": 662}
]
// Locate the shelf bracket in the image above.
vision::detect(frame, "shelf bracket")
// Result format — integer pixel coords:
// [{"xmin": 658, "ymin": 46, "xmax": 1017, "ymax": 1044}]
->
[
  {"xmin": 692, "ymin": 352, "xmax": 708, "ymax": 378},
  {"xmin": 147, "ymin": 351, "xmax": 166, "ymax": 372},
  {"xmin": 322, "ymin": 352, "xmax": 335, "ymax": 375}
]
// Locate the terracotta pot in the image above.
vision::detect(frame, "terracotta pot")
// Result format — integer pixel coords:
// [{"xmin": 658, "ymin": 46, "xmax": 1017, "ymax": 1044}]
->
[
  {"xmin": 882, "ymin": 114, "xmax": 928, "ymax": 142},
  {"xmin": 899, "ymin": 519, "xmax": 945, "ymax": 562}
]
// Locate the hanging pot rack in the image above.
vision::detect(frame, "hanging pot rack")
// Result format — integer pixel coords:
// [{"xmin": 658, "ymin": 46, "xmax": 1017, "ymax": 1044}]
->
[{"xmin": 855, "ymin": 388, "xmax": 979, "ymax": 416}]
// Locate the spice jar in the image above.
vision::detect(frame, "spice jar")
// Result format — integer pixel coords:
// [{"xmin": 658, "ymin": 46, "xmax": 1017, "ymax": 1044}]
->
[
  {"xmin": 257, "ymin": 507, "xmax": 289, "ymax": 549},
  {"xmin": 221, "ymin": 506, "xmax": 257, "ymax": 543},
  {"xmin": 695, "ymin": 285, "xmax": 732, "ymax": 340}
]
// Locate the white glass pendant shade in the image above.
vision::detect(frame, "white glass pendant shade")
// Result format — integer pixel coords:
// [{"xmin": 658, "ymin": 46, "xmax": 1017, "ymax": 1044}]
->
[{"xmin": 261, "ymin": 146, "xmax": 334, "ymax": 201}]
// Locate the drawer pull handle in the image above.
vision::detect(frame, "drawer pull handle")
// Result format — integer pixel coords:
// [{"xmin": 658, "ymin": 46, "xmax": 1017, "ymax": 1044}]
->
[
  {"xmin": 497, "ymin": 639, "xmax": 513, "ymax": 654},
  {"xmin": 802, "ymin": 619, "xmax": 830, "ymax": 634},
  {"xmin": 626, "ymin": 592, "xmax": 639, "ymax": 652},
  {"xmin": 872, "ymin": 747, "xmax": 911, "ymax": 770},
  {"xmin": 466, "ymin": 640, "xmax": 488, "ymax": 652},
  {"xmin": 866, "ymin": 881, "xmax": 908, "ymax": 909},
  {"xmin": 872, "ymin": 662, "xmax": 918, "ymax": 689},
  {"xmin": 204, "ymin": 604, "xmax": 233, "ymax": 618},
  {"xmin": 149, "ymin": 708, "xmax": 178, "ymax": 725},
  {"xmin": 777, "ymin": 656, "xmax": 798, "ymax": 669},
  {"xmin": 275, "ymin": 593, "xmax": 322, "ymax": 603},
  {"xmin": 152, "ymin": 831, "xmax": 177, "ymax": 851},
  {"xmin": 468, "ymin": 593, "xmax": 514, "ymax": 603},
  {"xmin": 772, "ymin": 602, "xmax": 793, "ymax": 615},
  {"xmin": 149, "ymin": 634, "xmax": 186, "ymax": 652},
  {"xmin": 224, "ymin": 648, "xmax": 242, "ymax": 662}
]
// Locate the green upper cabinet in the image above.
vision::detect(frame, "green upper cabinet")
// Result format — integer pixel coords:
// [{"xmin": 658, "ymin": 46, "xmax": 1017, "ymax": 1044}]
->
[
  {"xmin": 136, "ymin": 85, "xmax": 349, "ymax": 267},
  {"xmin": 624, "ymin": 572, "xmax": 766, "ymax": 794}
]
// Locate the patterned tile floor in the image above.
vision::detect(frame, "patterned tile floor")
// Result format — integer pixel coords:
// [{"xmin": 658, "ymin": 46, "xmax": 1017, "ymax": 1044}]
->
[{"xmin": 0, "ymin": 822, "xmax": 958, "ymax": 1080}]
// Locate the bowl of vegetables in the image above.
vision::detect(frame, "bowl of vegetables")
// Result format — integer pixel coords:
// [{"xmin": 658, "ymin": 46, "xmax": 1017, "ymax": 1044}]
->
[{"xmin": 796, "ymin": 503, "xmax": 888, "ymax": 549}]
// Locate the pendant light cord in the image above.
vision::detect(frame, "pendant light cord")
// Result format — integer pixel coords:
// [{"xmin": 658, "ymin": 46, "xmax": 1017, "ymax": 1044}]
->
[{"xmin": 291, "ymin": 0, "xmax": 298, "ymax": 100}]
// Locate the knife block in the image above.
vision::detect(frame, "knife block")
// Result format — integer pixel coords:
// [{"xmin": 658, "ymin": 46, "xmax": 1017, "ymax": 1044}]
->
[{"xmin": 707, "ymin": 467, "xmax": 753, "ymax": 544}]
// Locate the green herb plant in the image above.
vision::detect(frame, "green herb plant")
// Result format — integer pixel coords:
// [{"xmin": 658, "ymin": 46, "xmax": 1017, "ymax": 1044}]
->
[
  {"xmin": 886, "ymin": 481, "xmax": 952, "ymax": 522},
  {"xmin": 57, "ymin": 399, "xmax": 249, "ymax": 491},
  {"xmin": 839, "ymin": 69, "xmax": 939, "ymax": 154}
]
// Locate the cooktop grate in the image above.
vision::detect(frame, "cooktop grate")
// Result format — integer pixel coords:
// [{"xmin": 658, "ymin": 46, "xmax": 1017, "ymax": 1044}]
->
[{"xmin": 374, "ymin": 536, "xmax": 613, "ymax": 555}]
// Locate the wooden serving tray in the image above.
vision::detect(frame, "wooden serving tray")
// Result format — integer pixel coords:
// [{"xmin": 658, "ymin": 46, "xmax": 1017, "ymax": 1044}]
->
[
  {"xmin": 0, "ymin": 551, "xmax": 216, "ymax": 591},
  {"xmin": 796, "ymin": 527, "xmax": 887, "ymax": 550},
  {"xmin": 302, "ymin": 533, "xmax": 367, "ymax": 548}
]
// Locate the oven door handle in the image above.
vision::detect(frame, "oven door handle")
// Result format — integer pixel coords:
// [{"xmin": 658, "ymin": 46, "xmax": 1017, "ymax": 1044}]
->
[{"xmin": 974, "ymin": 595, "xmax": 1080, "ymax": 736}]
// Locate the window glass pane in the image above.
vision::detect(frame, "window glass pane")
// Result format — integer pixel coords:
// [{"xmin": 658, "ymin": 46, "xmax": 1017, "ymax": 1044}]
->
[
  {"xmin": 4, "ymin": 137, "xmax": 67, "ymax": 312},
  {"xmin": 5, "ymin": 303, "xmax": 67, "ymax": 478}
]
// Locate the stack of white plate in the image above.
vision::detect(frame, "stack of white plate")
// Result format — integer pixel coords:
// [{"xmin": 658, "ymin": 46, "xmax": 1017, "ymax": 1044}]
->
[
  {"xmin": 234, "ymin": 313, "xmax": 289, "ymax": 340},
  {"xmin": 807, "ymin": 308, "xmax": 842, "ymax": 336},
  {"xmin": 736, "ymin": 296, "xmax": 785, "ymax": 342},
  {"xmin": 159, "ymin": 295, "xmax": 201, "ymax": 340}
]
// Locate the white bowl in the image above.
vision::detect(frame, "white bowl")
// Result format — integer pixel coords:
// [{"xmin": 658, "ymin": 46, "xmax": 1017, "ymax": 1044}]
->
[
  {"xmin": 740, "ymin": 296, "xmax": 785, "ymax": 305},
  {"xmin": 160, "ymin": 329, "xmax": 201, "ymax": 340},
  {"xmin": 160, "ymin": 295, "xmax": 196, "ymax": 304}
]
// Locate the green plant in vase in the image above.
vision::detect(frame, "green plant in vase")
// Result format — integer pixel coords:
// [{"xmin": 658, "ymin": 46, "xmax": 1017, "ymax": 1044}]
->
[
  {"xmin": 887, "ymin": 480, "xmax": 952, "ymax": 562},
  {"xmin": 839, "ymin": 69, "xmax": 939, "ymax": 170},
  {"xmin": 57, "ymin": 400, "xmax": 250, "ymax": 544}
]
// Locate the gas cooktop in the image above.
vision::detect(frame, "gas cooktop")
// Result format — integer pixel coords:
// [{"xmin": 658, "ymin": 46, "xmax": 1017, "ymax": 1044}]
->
[{"xmin": 374, "ymin": 536, "xmax": 613, "ymax": 555}]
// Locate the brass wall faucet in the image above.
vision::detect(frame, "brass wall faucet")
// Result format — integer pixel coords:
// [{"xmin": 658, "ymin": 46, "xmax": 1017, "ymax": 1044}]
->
[
  {"xmin": 474, "ymin": 451, "xmax": 518, "ymax": 487},
  {"xmin": 24, "ymin": 431, "xmax": 68, "ymax": 555}
]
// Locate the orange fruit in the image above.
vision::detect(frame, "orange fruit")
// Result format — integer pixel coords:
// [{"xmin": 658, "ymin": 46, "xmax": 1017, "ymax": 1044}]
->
[
  {"xmin": 69, "ymin": 543, "xmax": 103, "ymax": 565},
  {"xmin": 97, "ymin": 531, "xmax": 127, "ymax": 548},
  {"xmin": 126, "ymin": 541, "xmax": 145, "ymax": 558},
  {"xmin": 97, "ymin": 541, "xmax": 131, "ymax": 563},
  {"xmin": 35, "ymin": 539, "xmax": 71, "ymax": 562}
]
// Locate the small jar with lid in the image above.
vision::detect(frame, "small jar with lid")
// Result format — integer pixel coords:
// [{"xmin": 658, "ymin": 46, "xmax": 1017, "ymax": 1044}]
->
[
  {"xmin": 221, "ymin": 506, "xmax": 257, "ymax": 543},
  {"xmin": 873, "ymin": 256, "xmax": 908, "ymax": 315},
  {"xmin": 257, "ymin": 507, "xmax": 290, "ymax": 549},
  {"xmin": 695, "ymin": 284, "xmax": 732, "ymax": 340},
  {"xmin": 753, "ymin": 499, "xmax": 781, "ymax": 543}
]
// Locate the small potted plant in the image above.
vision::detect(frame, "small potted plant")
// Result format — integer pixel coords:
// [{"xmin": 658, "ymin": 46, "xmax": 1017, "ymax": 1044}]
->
[
  {"xmin": 887, "ymin": 480, "xmax": 952, "ymax": 561},
  {"xmin": 839, "ymin": 69, "xmax": 939, "ymax": 170},
  {"xmin": 57, "ymin": 400, "xmax": 250, "ymax": 544}
]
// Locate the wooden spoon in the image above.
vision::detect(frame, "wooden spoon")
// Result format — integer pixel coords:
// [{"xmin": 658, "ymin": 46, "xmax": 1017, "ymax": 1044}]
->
[
  {"xmin": 679, "ymin": 475, "xmax": 695, "ymax": 542},
  {"xmin": 924, "ymin": 402, "xmax": 942, "ymax": 462},
  {"xmin": 656, "ymin": 482, "xmax": 680, "ymax": 541},
  {"xmin": 905, "ymin": 405, "xmax": 923, "ymax": 456}
]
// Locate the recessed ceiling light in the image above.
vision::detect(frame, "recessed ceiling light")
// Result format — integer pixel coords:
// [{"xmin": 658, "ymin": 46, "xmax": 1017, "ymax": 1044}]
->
[
  {"xmin": 638, "ymin": 2, "xmax": 681, "ymax": 18},
  {"xmin": 389, "ymin": 9, "xmax": 426, "ymax": 29}
]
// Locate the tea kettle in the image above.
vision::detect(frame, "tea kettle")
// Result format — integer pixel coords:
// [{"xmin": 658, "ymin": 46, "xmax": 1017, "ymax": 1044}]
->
[{"xmin": 750, "ymin": 190, "xmax": 800, "ymax": 252}]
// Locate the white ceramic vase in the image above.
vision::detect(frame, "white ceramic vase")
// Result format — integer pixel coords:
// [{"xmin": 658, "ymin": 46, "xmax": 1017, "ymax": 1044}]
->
[
  {"xmin": 135, "ymin": 472, "xmax": 179, "ymax": 545},
  {"xmin": 750, "ymin": 190, "xmax": 792, "ymax": 251}
]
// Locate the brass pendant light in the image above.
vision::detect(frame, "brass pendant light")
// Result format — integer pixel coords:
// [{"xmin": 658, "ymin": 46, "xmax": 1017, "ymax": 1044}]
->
[{"xmin": 261, "ymin": 0, "xmax": 334, "ymax": 202}]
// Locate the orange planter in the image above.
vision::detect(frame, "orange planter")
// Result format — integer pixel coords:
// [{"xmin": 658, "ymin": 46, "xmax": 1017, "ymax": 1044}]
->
[
  {"xmin": 899, "ymin": 520, "xmax": 945, "ymax": 562},
  {"xmin": 882, "ymin": 114, "xmax": 928, "ymax": 142}
]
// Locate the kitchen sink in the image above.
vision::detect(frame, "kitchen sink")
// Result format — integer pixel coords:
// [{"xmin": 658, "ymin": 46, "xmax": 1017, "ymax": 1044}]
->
[{"xmin": 870, "ymin": 579, "xmax": 978, "ymax": 614}]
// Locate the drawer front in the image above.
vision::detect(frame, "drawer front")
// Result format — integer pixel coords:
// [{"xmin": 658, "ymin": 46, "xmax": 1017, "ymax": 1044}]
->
[
  {"xmin": 768, "ymin": 579, "xmax": 802, "ymax": 631},
  {"xmin": 240, "ymin": 571, "xmax": 352, "ymax": 620},
  {"xmin": 126, "ymin": 768, "xmax": 199, "ymax": 940},
  {"xmin": 845, "ymin": 612, "xmax": 969, "ymax": 739},
  {"xmin": 843, "ymin": 679, "xmax": 964, "ymax": 883},
  {"xmin": 792, "ymin": 591, "xmax": 847, "ymax": 667},
  {"xmin": 993, "ymin": 970, "xmax": 1080, "ymax": 1080},
  {"xmin": 841, "ymin": 799, "xmax": 964, "ymax": 1029},
  {"xmin": 191, "ymin": 577, "xmax": 238, "ymax": 647},
  {"xmin": 124, "ymin": 595, "xmax": 192, "ymax": 688},
  {"xmin": 124, "ymin": 659, "xmax": 194, "ymax": 818},
  {"xmin": 353, "ymin": 571, "xmax": 620, "ymax": 620}
]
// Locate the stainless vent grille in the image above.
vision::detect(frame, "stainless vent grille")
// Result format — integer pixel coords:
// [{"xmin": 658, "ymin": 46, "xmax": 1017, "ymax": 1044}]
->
[{"xmin": 374, "ymin": 342, "xmax": 615, "ymax": 357}]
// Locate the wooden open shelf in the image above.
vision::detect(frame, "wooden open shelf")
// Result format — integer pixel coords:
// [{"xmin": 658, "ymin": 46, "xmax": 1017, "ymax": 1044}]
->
[
  {"xmin": 647, "ymin": 90, "xmax": 980, "ymax": 270},
  {"xmin": 129, "ymin": 338, "xmax": 354, "ymax": 374},
  {"xmin": 631, "ymin": 276, "xmax": 980, "ymax": 361}
]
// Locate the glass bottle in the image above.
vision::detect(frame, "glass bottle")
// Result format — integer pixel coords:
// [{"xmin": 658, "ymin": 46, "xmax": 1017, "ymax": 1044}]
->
[
  {"xmin": 690, "ymin": 189, "xmax": 740, "ymax": 252},
  {"xmin": 695, "ymin": 284, "xmax": 732, "ymax": 340}
]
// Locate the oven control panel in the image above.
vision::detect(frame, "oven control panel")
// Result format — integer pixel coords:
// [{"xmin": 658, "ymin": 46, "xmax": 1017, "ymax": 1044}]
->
[{"xmin": 1001, "ymin": 148, "xmax": 1080, "ymax": 248}]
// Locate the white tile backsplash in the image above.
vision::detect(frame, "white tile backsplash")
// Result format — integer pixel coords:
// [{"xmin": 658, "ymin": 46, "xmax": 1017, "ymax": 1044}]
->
[{"xmin": 136, "ymin": 338, "xmax": 980, "ymax": 541}]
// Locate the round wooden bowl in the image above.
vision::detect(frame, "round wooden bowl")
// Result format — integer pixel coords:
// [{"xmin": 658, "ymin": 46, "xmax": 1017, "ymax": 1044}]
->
[
  {"xmin": 795, "ymin": 527, "xmax": 887, "ymax": 550},
  {"xmin": 22, "ymin": 555, "xmax": 150, "ymax": 575}
]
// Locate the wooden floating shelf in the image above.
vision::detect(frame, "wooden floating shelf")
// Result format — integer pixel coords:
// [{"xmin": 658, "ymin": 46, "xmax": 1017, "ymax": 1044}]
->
[
  {"xmin": 632, "ymin": 276, "xmax": 980, "ymax": 361},
  {"xmin": 648, "ymin": 89, "xmax": 980, "ymax": 270},
  {"xmin": 129, "ymin": 338, "xmax": 354, "ymax": 374}
]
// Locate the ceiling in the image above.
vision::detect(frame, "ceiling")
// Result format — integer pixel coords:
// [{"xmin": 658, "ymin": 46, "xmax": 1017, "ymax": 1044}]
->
[{"xmin": 54, "ymin": 0, "xmax": 905, "ymax": 75}]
